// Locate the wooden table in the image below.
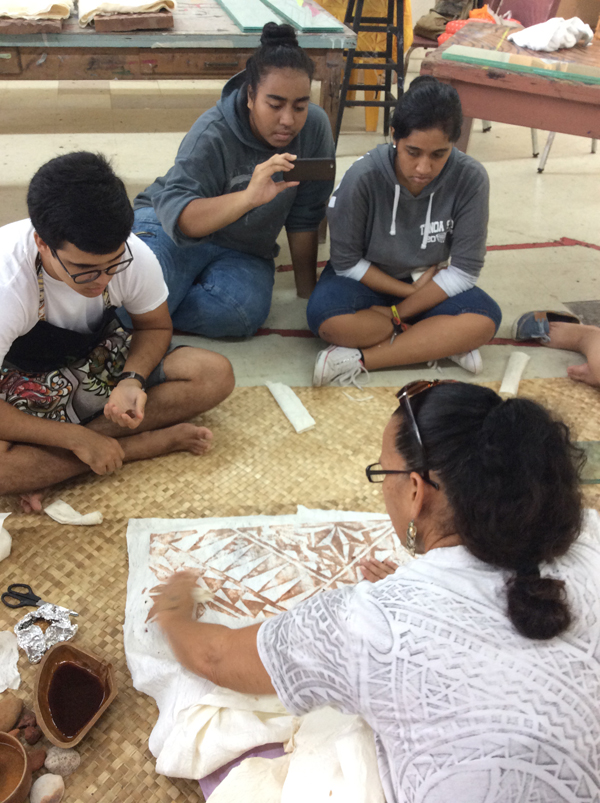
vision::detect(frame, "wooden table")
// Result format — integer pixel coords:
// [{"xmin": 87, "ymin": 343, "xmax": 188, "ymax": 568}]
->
[
  {"xmin": 0, "ymin": 0, "xmax": 356, "ymax": 133},
  {"xmin": 421, "ymin": 22, "xmax": 600, "ymax": 152}
]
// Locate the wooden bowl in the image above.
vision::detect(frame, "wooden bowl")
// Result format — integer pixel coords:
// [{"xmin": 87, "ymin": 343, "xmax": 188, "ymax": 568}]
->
[
  {"xmin": 0, "ymin": 732, "xmax": 32, "ymax": 803},
  {"xmin": 33, "ymin": 643, "xmax": 118, "ymax": 748}
]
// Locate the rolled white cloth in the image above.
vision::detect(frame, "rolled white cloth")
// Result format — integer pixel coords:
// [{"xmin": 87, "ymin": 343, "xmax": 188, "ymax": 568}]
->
[
  {"xmin": 499, "ymin": 351, "xmax": 531, "ymax": 398},
  {"xmin": 266, "ymin": 382, "xmax": 316, "ymax": 434},
  {"xmin": 44, "ymin": 499, "xmax": 103, "ymax": 526}
]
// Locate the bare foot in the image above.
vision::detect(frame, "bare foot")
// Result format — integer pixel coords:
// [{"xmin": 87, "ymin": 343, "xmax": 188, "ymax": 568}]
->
[
  {"xmin": 567, "ymin": 362, "xmax": 600, "ymax": 388},
  {"xmin": 546, "ymin": 321, "xmax": 586, "ymax": 351},
  {"xmin": 164, "ymin": 423, "xmax": 214, "ymax": 456},
  {"xmin": 20, "ymin": 490, "xmax": 46, "ymax": 514}
]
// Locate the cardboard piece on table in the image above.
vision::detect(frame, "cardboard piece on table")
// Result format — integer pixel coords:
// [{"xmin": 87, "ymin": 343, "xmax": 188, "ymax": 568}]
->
[
  {"xmin": 0, "ymin": 15, "xmax": 62, "ymax": 31},
  {"xmin": 93, "ymin": 9, "xmax": 173, "ymax": 29},
  {"xmin": 215, "ymin": 0, "xmax": 281, "ymax": 33},
  {"xmin": 261, "ymin": 0, "xmax": 344, "ymax": 32}
]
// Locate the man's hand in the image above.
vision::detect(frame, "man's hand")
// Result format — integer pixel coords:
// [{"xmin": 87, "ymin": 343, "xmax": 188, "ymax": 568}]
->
[
  {"xmin": 243, "ymin": 153, "xmax": 299, "ymax": 209},
  {"xmin": 104, "ymin": 379, "xmax": 147, "ymax": 429},
  {"xmin": 68, "ymin": 428, "xmax": 125, "ymax": 475},
  {"xmin": 149, "ymin": 570, "xmax": 200, "ymax": 625}
]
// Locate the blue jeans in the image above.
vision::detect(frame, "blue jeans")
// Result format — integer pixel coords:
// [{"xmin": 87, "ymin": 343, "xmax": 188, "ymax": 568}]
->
[
  {"xmin": 124, "ymin": 207, "xmax": 276, "ymax": 338},
  {"xmin": 307, "ymin": 263, "xmax": 502, "ymax": 335}
]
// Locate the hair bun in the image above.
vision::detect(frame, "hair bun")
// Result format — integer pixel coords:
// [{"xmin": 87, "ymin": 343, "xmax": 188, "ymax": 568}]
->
[{"xmin": 260, "ymin": 22, "xmax": 299, "ymax": 48}]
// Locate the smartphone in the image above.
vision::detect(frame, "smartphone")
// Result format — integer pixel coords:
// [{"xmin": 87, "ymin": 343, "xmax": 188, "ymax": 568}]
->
[{"xmin": 287, "ymin": 158, "xmax": 336, "ymax": 182}]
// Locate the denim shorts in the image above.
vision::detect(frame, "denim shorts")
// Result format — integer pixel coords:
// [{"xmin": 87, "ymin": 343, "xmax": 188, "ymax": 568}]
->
[{"xmin": 306, "ymin": 263, "xmax": 502, "ymax": 335}]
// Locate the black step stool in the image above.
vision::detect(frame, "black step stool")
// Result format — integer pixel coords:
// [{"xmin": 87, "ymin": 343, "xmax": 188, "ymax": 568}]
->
[{"xmin": 335, "ymin": 0, "xmax": 405, "ymax": 144}]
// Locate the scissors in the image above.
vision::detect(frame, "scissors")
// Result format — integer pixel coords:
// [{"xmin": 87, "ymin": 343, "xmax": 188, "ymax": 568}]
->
[{"xmin": 2, "ymin": 583, "xmax": 47, "ymax": 610}]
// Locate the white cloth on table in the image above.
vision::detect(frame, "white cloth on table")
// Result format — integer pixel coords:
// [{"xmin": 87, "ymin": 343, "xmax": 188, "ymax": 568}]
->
[
  {"xmin": 78, "ymin": 0, "xmax": 175, "ymax": 26},
  {"xmin": 258, "ymin": 509, "xmax": 600, "ymax": 803},
  {"xmin": 508, "ymin": 17, "xmax": 594, "ymax": 51},
  {"xmin": 0, "ymin": 0, "xmax": 73, "ymax": 19}
]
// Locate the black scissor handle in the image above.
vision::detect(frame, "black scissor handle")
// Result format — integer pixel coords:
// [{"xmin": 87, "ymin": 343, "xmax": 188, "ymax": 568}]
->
[{"xmin": 1, "ymin": 583, "xmax": 41, "ymax": 608}]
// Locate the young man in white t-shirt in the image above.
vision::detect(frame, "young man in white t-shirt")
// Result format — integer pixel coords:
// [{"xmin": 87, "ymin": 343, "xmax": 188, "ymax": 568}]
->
[{"xmin": 0, "ymin": 152, "xmax": 234, "ymax": 512}]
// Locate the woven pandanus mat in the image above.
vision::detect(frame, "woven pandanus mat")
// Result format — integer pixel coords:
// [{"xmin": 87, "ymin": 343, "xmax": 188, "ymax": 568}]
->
[{"xmin": 0, "ymin": 379, "xmax": 598, "ymax": 803}]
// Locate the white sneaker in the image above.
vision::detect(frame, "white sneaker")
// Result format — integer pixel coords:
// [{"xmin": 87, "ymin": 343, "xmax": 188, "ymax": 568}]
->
[
  {"xmin": 448, "ymin": 348, "xmax": 483, "ymax": 375},
  {"xmin": 313, "ymin": 345, "xmax": 369, "ymax": 387}
]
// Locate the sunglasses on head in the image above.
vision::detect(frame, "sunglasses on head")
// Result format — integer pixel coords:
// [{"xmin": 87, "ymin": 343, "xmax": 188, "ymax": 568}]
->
[{"xmin": 365, "ymin": 380, "xmax": 458, "ymax": 490}]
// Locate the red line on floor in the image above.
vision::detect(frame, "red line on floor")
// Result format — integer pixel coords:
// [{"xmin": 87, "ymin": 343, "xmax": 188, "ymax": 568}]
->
[
  {"xmin": 275, "ymin": 237, "xmax": 600, "ymax": 271},
  {"xmin": 255, "ymin": 330, "xmax": 543, "ymax": 346}
]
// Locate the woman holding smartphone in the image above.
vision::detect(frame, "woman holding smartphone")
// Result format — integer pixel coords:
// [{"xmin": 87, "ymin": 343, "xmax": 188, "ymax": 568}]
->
[
  {"xmin": 131, "ymin": 22, "xmax": 334, "ymax": 338},
  {"xmin": 308, "ymin": 76, "xmax": 501, "ymax": 386}
]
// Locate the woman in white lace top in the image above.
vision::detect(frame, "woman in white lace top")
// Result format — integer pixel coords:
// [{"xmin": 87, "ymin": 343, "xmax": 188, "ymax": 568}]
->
[{"xmin": 154, "ymin": 380, "xmax": 600, "ymax": 803}]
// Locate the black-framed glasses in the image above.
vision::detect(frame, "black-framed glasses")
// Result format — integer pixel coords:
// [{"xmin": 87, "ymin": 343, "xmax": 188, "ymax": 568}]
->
[
  {"xmin": 394, "ymin": 379, "xmax": 459, "ymax": 490},
  {"xmin": 365, "ymin": 463, "xmax": 416, "ymax": 483},
  {"xmin": 51, "ymin": 240, "xmax": 133, "ymax": 285}
]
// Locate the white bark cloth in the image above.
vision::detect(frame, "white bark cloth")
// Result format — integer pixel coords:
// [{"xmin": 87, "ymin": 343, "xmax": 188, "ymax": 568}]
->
[
  {"xmin": 78, "ymin": 0, "xmax": 175, "ymax": 26},
  {"xmin": 508, "ymin": 16, "xmax": 593, "ymax": 51},
  {"xmin": 124, "ymin": 507, "xmax": 408, "ymax": 799},
  {"xmin": 0, "ymin": 0, "xmax": 73, "ymax": 19}
]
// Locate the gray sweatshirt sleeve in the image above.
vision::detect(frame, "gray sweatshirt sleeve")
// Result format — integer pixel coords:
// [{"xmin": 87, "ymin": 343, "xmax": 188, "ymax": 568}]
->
[
  {"xmin": 447, "ymin": 161, "xmax": 489, "ymax": 279},
  {"xmin": 151, "ymin": 122, "xmax": 228, "ymax": 248},
  {"xmin": 327, "ymin": 159, "xmax": 372, "ymax": 274},
  {"xmin": 285, "ymin": 108, "xmax": 336, "ymax": 232}
]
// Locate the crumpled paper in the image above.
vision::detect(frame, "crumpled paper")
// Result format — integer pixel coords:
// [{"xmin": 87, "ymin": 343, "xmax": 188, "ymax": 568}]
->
[
  {"xmin": 45, "ymin": 499, "xmax": 103, "ymax": 526},
  {"xmin": 14, "ymin": 602, "xmax": 79, "ymax": 663},
  {"xmin": 508, "ymin": 16, "xmax": 593, "ymax": 51},
  {"xmin": 0, "ymin": 631, "xmax": 20, "ymax": 691}
]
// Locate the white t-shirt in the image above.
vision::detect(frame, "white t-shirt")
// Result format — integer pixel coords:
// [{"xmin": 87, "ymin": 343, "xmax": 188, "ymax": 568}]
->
[
  {"xmin": 258, "ymin": 510, "xmax": 600, "ymax": 803},
  {"xmin": 0, "ymin": 219, "xmax": 169, "ymax": 366}
]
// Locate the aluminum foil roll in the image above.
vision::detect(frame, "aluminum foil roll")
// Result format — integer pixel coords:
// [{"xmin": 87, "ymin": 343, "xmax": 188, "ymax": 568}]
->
[{"xmin": 14, "ymin": 602, "xmax": 79, "ymax": 663}]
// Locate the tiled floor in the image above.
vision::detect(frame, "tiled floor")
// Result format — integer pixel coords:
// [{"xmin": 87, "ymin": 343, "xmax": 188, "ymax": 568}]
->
[{"xmin": 1, "ymin": 67, "xmax": 599, "ymax": 387}]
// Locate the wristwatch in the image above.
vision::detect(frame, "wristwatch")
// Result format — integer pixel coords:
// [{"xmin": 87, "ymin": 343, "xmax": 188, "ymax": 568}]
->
[{"xmin": 117, "ymin": 372, "xmax": 147, "ymax": 391}]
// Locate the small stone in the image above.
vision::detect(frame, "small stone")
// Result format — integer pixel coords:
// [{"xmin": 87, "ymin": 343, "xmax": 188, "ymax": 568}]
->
[
  {"xmin": 0, "ymin": 692, "xmax": 23, "ymax": 732},
  {"xmin": 30, "ymin": 774, "xmax": 64, "ymax": 803},
  {"xmin": 23, "ymin": 724, "xmax": 43, "ymax": 744},
  {"xmin": 17, "ymin": 707, "xmax": 36, "ymax": 729},
  {"xmin": 27, "ymin": 746, "xmax": 47, "ymax": 772},
  {"xmin": 44, "ymin": 745, "xmax": 81, "ymax": 777}
]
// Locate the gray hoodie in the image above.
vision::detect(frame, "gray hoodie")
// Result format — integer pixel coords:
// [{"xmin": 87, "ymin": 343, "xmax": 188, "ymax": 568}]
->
[
  {"xmin": 327, "ymin": 143, "xmax": 489, "ymax": 281},
  {"xmin": 135, "ymin": 72, "xmax": 335, "ymax": 261}
]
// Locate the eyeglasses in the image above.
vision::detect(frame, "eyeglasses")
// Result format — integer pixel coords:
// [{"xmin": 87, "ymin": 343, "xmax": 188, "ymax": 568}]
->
[
  {"xmin": 394, "ymin": 379, "xmax": 458, "ymax": 490},
  {"xmin": 365, "ymin": 380, "xmax": 457, "ymax": 490},
  {"xmin": 51, "ymin": 241, "xmax": 133, "ymax": 285}
]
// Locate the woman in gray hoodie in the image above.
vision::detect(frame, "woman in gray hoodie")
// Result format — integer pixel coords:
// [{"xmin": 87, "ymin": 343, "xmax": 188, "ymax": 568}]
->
[
  {"xmin": 131, "ymin": 23, "xmax": 334, "ymax": 339},
  {"xmin": 309, "ymin": 77, "xmax": 501, "ymax": 386}
]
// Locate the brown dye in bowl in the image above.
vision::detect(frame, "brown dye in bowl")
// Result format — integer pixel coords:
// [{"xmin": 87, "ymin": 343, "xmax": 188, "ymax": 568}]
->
[
  {"xmin": 0, "ymin": 743, "xmax": 24, "ymax": 799},
  {"xmin": 34, "ymin": 643, "xmax": 118, "ymax": 748},
  {"xmin": 48, "ymin": 663, "xmax": 106, "ymax": 738}
]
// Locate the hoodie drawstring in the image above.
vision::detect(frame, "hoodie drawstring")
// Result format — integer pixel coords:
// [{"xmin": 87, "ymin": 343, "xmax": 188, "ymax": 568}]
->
[
  {"xmin": 420, "ymin": 192, "xmax": 434, "ymax": 250},
  {"xmin": 389, "ymin": 184, "xmax": 400, "ymax": 236}
]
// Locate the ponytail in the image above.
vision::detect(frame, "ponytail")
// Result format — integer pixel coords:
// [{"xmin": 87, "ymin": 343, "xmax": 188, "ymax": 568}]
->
[{"xmin": 394, "ymin": 384, "xmax": 585, "ymax": 640}]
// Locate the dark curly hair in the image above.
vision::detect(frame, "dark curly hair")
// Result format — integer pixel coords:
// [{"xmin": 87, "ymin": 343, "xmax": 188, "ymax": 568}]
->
[
  {"xmin": 391, "ymin": 75, "xmax": 462, "ymax": 142},
  {"xmin": 27, "ymin": 151, "xmax": 133, "ymax": 254},
  {"xmin": 245, "ymin": 22, "xmax": 315, "ymax": 95},
  {"xmin": 393, "ymin": 382, "xmax": 585, "ymax": 640}
]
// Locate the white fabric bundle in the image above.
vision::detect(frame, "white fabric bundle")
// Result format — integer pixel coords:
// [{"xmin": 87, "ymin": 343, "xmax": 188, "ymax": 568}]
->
[
  {"xmin": 508, "ymin": 17, "xmax": 593, "ymax": 51},
  {"xmin": 44, "ymin": 499, "xmax": 103, "ymax": 526},
  {"xmin": 266, "ymin": 382, "xmax": 316, "ymax": 433},
  {"xmin": 0, "ymin": 513, "xmax": 11, "ymax": 563},
  {"xmin": 78, "ymin": 0, "xmax": 175, "ymax": 26},
  {"xmin": 0, "ymin": 0, "xmax": 73, "ymax": 19},
  {"xmin": 0, "ymin": 631, "xmax": 20, "ymax": 692},
  {"xmin": 499, "ymin": 351, "xmax": 530, "ymax": 398}
]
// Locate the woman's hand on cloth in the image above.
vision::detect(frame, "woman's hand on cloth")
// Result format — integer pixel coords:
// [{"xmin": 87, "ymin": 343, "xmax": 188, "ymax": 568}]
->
[
  {"xmin": 359, "ymin": 556, "xmax": 398, "ymax": 583},
  {"xmin": 148, "ymin": 570, "xmax": 201, "ymax": 624},
  {"xmin": 104, "ymin": 380, "xmax": 147, "ymax": 429},
  {"xmin": 244, "ymin": 153, "xmax": 299, "ymax": 209}
]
